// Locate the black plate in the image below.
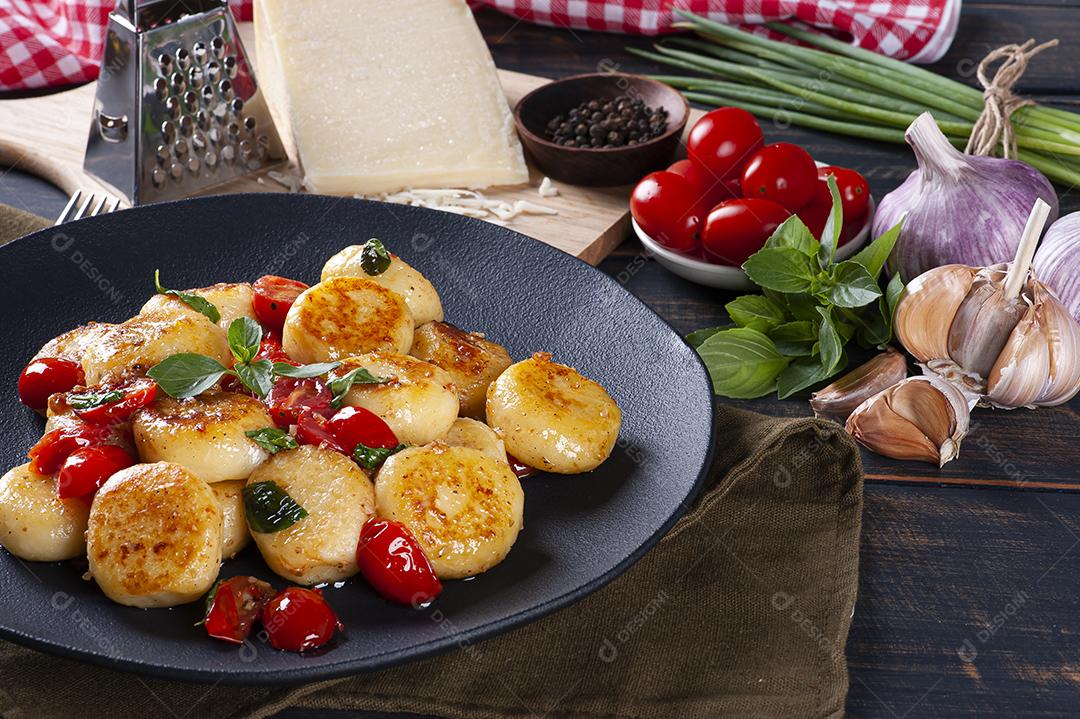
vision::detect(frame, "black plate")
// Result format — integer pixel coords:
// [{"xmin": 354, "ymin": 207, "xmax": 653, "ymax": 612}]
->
[{"xmin": 0, "ymin": 194, "xmax": 713, "ymax": 684}]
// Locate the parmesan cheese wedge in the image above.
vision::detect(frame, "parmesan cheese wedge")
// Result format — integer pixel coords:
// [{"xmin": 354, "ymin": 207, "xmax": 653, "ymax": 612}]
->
[{"xmin": 254, "ymin": 0, "xmax": 529, "ymax": 194}]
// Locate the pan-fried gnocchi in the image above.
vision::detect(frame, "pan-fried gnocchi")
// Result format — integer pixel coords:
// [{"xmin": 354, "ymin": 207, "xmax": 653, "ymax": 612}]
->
[
  {"xmin": 282, "ymin": 276, "xmax": 414, "ymax": 362},
  {"xmin": 132, "ymin": 391, "xmax": 274, "ymax": 483},
  {"xmin": 322, "ymin": 244, "xmax": 444, "ymax": 326},
  {"xmin": 33, "ymin": 321, "xmax": 115, "ymax": 364},
  {"xmin": 331, "ymin": 353, "xmax": 458, "ymax": 446},
  {"xmin": 87, "ymin": 463, "xmax": 222, "ymax": 608},
  {"xmin": 248, "ymin": 445, "xmax": 375, "ymax": 585},
  {"xmin": 141, "ymin": 282, "xmax": 256, "ymax": 331},
  {"xmin": 441, "ymin": 418, "xmax": 508, "ymax": 464},
  {"xmin": 375, "ymin": 444, "xmax": 524, "ymax": 579},
  {"xmin": 410, "ymin": 321, "xmax": 512, "ymax": 419},
  {"xmin": 211, "ymin": 480, "xmax": 251, "ymax": 560},
  {"xmin": 487, "ymin": 353, "xmax": 622, "ymax": 474},
  {"xmin": 0, "ymin": 464, "xmax": 90, "ymax": 562}
]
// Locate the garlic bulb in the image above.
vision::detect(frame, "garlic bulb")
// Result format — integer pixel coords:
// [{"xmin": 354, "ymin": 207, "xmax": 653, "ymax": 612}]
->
[
  {"xmin": 873, "ymin": 113, "xmax": 1058, "ymax": 282},
  {"xmin": 810, "ymin": 348, "xmax": 908, "ymax": 423},
  {"xmin": 1033, "ymin": 212, "xmax": 1080, "ymax": 325},
  {"xmin": 846, "ymin": 376, "xmax": 973, "ymax": 467}
]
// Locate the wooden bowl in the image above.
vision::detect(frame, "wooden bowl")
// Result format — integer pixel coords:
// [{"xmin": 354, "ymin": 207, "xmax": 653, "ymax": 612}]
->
[{"xmin": 513, "ymin": 73, "xmax": 689, "ymax": 187}]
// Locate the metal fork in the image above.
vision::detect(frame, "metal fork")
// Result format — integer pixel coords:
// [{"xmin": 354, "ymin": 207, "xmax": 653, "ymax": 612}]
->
[{"xmin": 54, "ymin": 190, "xmax": 122, "ymax": 225}]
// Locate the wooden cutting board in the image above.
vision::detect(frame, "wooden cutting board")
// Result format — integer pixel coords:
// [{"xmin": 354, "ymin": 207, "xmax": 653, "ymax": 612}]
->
[{"xmin": 0, "ymin": 24, "xmax": 675, "ymax": 265}]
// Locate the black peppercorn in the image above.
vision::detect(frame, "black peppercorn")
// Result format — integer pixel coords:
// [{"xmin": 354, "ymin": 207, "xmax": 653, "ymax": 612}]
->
[{"xmin": 544, "ymin": 93, "xmax": 669, "ymax": 148}]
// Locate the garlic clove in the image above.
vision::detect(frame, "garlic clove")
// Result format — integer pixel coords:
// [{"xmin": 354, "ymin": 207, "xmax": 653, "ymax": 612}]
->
[
  {"xmin": 895, "ymin": 264, "xmax": 976, "ymax": 363},
  {"xmin": 986, "ymin": 299, "xmax": 1050, "ymax": 409},
  {"xmin": 1031, "ymin": 279, "xmax": 1080, "ymax": 406},
  {"xmin": 946, "ymin": 267, "xmax": 1026, "ymax": 379},
  {"xmin": 810, "ymin": 347, "xmax": 908, "ymax": 423},
  {"xmin": 888, "ymin": 377, "xmax": 956, "ymax": 446}
]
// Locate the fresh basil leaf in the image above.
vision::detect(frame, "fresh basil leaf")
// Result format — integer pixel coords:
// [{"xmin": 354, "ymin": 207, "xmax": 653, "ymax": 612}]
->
[
  {"xmin": 886, "ymin": 272, "xmax": 905, "ymax": 319},
  {"xmin": 243, "ymin": 481, "xmax": 308, "ymax": 533},
  {"xmin": 685, "ymin": 326, "xmax": 729, "ymax": 349},
  {"xmin": 360, "ymin": 239, "xmax": 392, "ymax": 276},
  {"xmin": 148, "ymin": 353, "xmax": 229, "ymax": 398},
  {"xmin": 768, "ymin": 321, "xmax": 817, "ymax": 356},
  {"xmin": 228, "ymin": 317, "xmax": 263, "ymax": 364},
  {"xmin": 235, "ymin": 358, "xmax": 274, "ymax": 398},
  {"xmin": 827, "ymin": 261, "xmax": 882, "ymax": 308},
  {"xmin": 67, "ymin": 388, "xmax": 125, "ymax": 410},
  {"xmin": 246, "ymin": 427, "xmax": 299, "ymax": 454},
  {"xmin": 782, "ymin": 293, "xmax": 821, "ymax": 322},
  {"xmin": 695, "ymin": 328, "xmax": 789, "ymax": 399},
  {"xmin": 818, "ymin": 174, "xmax": 843, "ymax": 267},
  {"xmin": 272, "ymin": 361, "xmax": 341, "ymax": 379},
  {"xmin": 725, "ymin": 295, "xmax": 787, "ymax": 333},
  {"xmin": 329, "ymin": 366, "xmax": 386, "ymax": 408},
  {"xmin": 742, "ymin": 247, "xmax": 815, "ymax": 294},
  {"xmin": 849, "ymin": 219, "xmax": 903, "ymax": 280},
  {"xmin": 353, "ymin": 443, "xmax": 406, "ymax": 471},
  {"xmin": 154, "ymin": 269, "xmax": 221, "ymax": 324},
  {"xmin": 817, "ymin": 307, "xmax": 843, "ymax": 375},
  {"xmin": 764, "ymin": 215, "xmax": 820, "ymax": 256},
  {"xmin": 857, "ymin": 299, "xmax": 891, "ymax": 348},
  {"xmin": 776, "ymin": 356, "xmax": 835, "ymax": 399}
]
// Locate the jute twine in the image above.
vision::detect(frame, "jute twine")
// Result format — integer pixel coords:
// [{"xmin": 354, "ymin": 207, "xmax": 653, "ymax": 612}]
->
[{"xmin": 965, "ymin": 39, "xmax": 1058, "ymax": 159}]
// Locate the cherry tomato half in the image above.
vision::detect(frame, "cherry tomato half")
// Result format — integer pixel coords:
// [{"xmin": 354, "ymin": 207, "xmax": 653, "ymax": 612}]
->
[
  {"xmin": 57, "ymin": 444, "xmax": 134, "ymax": 499},
  {"xmin": 256, "ymin": 331, "xmax": 292, "ymax": 364},
  {"xmin": 260, "ymin": 587, "xmax": 341, "ymax": 652},
  {"xmin": 295, "ymin": 409, "xmax": 347, "ymax": 454},
  {"xmin": 630, "ymin": 171, "xmax": 707, "ymax": 253},
  {"xmin": 687, "ymin": 107, "xmax": 764, "ymax": 181},
  {"xmin": 252, "ymin": 276, "xmax": 309, "ymax": 334},
  {"xmin": 203, "ymin": 576, "xmax": 275, "ymax": 645},
  {"xmin": 266, "ymin": 377, "xmax": 333, "ymax": 428},
  {"xmin": 740, "ymin": 143, "xmax": 818, "ymax": 212},
  {"xmin": 326, "ymin": 406, "xmax": 399, "ymax": 453},
  {"xmin": 18, "ymin": 358, "xmax": 83, "ymax": 411},
  {"xmin": 74, "ymin": 379, "xmax": 158, "ymax": 424},
  {"xmin": 507, "ymin": 454, "xmax": 538, "ymax": 479},
  {"xmin": 818, "ymin": 165, "xmax": 870, "ymax": 222},
  {"xmin": 28, "ymin": 421, "xmax": 118, "ymax": 476},
  {"xmin": 356, "ymin": 518, "xmax": 442, "ymax": 607},
  {"xmin": 702, "ymin": 198, "xmax": 792, "ymax": 267},
  {"xmin": 666, "ymin": 159, "xmax": 739, "ymax": 209}
]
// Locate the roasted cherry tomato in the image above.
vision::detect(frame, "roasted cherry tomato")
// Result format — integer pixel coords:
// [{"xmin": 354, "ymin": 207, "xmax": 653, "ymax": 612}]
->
[
  {"xmin": 740, "ymin": 143, "xmax": 818, "ymax": 212},
  {"xmin": 73, "ymin": 379, "xmax": 158, "ymax": 424},
  {"xmin": 507, "ymin": 454, "xmax": 538, "ymax": 479},
  {"xmin": 818, "ymin": 165, "xmax": 870, "ymax": 222},
  {"xmin": 630, "ymin": 171, "xmax": 707, "ymax": 253},
  {"xmin": 795, "ymin": 177, "xmax": 833, "ymax": 239},
  {"xmin": 266, "ymin": 377, "xmax": 333, "ymax": 428},
  {"xmin": 252, "ymin": 275, "xmax": 309, "ymax": 333},
  {"xmin": 18, "ymin": 358, "xmax": 83, "ymax": 411},
  {"xmin": 666, "ymin": 159, "xmax": 739, "ymax": 209},
  {"xmin": 686, "ymin": 107, "xmax": 764, "ymax": 181},
  {"xmin": 295, "ymin": 408, "xmax": 347, "ymax": 454},
  {"xmin": 28, "ymin": 421, "xmax": 117, "ymax": 475},
  {"xmin": 702, "ymin": 198, "xmax": 791, "ymax": 266},
  {"xmin": 256, "ymin": 331, "xmax": 293, "ymax": 364},
  {"xmin": 57, "ymin": 444, "xmax": 134, "ymax": 499},
  {"xmin": 326, "ymin": 406, "xmax": 399, "ymax": 453},
  {"xmin": 203, "ymin": 576, "xmax": 275, "ymax": 645},
  {"xmin": 260, "ymin": 587, "xmax": 341, "ymax": 652},
  {"xmin": 356, "ymin": 518, "xmax": 442, "ymax": 607}
]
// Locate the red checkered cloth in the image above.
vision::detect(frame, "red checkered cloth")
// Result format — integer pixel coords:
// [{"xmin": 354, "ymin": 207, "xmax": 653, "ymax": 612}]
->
[{"xmin": 0, "ymin": 0, "xmax": 959, "ymax": 91}]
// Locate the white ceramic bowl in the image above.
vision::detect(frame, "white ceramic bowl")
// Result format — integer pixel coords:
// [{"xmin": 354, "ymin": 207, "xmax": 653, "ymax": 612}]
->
[{"xmin": 633, "ymin": 194, "xmax": 875, "ymax": 291}]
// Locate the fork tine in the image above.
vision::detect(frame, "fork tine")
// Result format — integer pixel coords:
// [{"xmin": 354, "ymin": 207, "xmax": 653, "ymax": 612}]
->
[
  {"xmin": 54, "ymin": 191, "xmax": 82, "ymax": 225},
  {"xmin": 105, "ymin": 196, "xmax": 121, "ymax": 214},
  {"xmin": 88, "ymin": 194, "xmax": 108, "ymax": 217},
  {"xmin": 72, "ymin": 194, "xmax": 94, "ymax": 222}
]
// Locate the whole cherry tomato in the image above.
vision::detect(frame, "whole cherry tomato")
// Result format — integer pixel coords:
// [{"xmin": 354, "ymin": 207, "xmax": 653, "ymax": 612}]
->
[
  {"xmin": 818, "ymin": 165, "xmax": 870, "ymax": 221},
  {"xmin": 260, "ymin": 587, "xmax": 341, "ymax": 652},
  {"xmin": 740, "ymin": 143, "xmax": 818, "ymax": 212},
  {"xmin": 73, "ymin": 379, "xmax": 158, "ymax": 424},
  {"xmin": 18, "ymin": 358, "xmax": 83, "ymax": 411},
  {"xmin": 356, "ymin": 518, "xmax": 442, "ymax": 607},
  {"xmin": 252, "ymin": 276, "xmax": 309, "ymax": 333},
  {"xmin": 28, "ymin": 421, "xmax": 117, "ymax": 475},
  {"xmin": 203, "ymin": 576, "xmax": 275, "ymax": 645},
  {"xmin": 266, "ymin": 377, "xmax": 333, "ymax": 428},
  {"xmin": 57, "ymin": 444, "xmax": 134, "ymax": 499},
  {"xmin": 687, "ymin": 107, "xmax": 764, "ymax": 181},
  {"xmin": 795, "ymin": 177, "xmax": 833, "ymax": 239},
  {"xmin": 666, "ymin": 159, "xmax": 739, "ymax": 209},
  {"xmin": 702, "ymin": 198, "xmax": 791, "ymax": 266},
  {"xmin": 840, "ymin": 207, "xmax": 870, "ymax": 248},
  {"xmin": 295, "ymin": 409, "xmax": 347, "ymax": 454},
  {"xmin": 630, "ymin": 171, "xmax": 707, "ymax": 253},
  {"xmin": 326, "ymin": 406, "xmax": 399, "ymax": 453},
  {"xmin": 507, "ymin": 454, "xmax": 538, "ymax": 479}
]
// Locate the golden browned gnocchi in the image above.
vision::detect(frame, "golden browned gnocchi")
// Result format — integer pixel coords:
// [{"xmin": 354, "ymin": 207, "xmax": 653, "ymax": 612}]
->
[
  {"xmin": 33, "ymin": 321, "xmax": 115, "ymax": 363},
  {"xmin": 132, "ymin": 390, "xmax": 274, "ymax": 483},
  {"xmin": 81, "ymin": 309, "xmax": 230, "ymax": 387},
  {"xmin": 87, "ymin": 462, "xmax": 222, "ymax": 608},
  {"xmin": 282, "ymin": 276, "xmax": 414, "ymax": 363},
  {"xmin": 248, "ymin": 445, "xmax": 376, "ymax": 585},
  {"xmin": 211, "ymin": 480, "xmax": 251, "ymax": 560},
  {"xmin": 442, "ymin": 417, "xmax": 507, "ymax": 465},
  {"xmin": 140, "ymin": 282, "xmax": 255, "ymax": 331},
  {"xmin": 375, "ymin": 444, "xmax": 524, "ymax": 579},
  {"xmin": 410, "ymin": 321, "xmax": 512, "ymax": 419},
  {"xmin": 322, "ymin": 244, "xmax": 443, "ymax": 325},
  {"xmin": 0, "ymin": 463, "xmax": 90, "ymax": 562},
  {"xmin": 486, "ymin": 353, "xmax": 621, "ymax": 474},
  {"xmin": 331, "ymin": 352, "xmax": 458, "ymax": 446}
]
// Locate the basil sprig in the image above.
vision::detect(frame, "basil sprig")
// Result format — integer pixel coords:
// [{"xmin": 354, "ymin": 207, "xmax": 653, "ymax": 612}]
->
[
  {"xmin": 693, "ymin": 175, "xmax": 906, "ymax": 400},
  {"xmin": 68, "ymin": 388, "xmax": 124, "ymax": 410},
  {"xmin": 273, "ymin": 361, "xmax": 340, "ymax": 379},
  {"xmin": 328, "ymin": 367, "xmax": 385, "ymax": 408},
  {"xmin": 243, "ymin": 481, "xmax": 308, "ymax": 533},
  {"xmin": 359, "ymin": 239, "xmax": 392, "ymax": 276},
  {"xmin": 154, "ymin": 270, "xmax": 221, "ymax": 324},
  {"xmin": 245, "ymin": 427, "xmax": 299, "ymax": 454}
]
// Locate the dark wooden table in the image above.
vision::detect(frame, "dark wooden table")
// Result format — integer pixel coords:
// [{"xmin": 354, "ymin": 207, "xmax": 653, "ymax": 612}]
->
[{"xmin": 4, "ymin": 4, "xmax": 1080, "ymax": 717}]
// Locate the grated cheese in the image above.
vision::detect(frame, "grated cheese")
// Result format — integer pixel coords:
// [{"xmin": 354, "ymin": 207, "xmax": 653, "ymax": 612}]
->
[{"xmin": 364, "ymin": 187, "xmax": 558, "ymax": 225}]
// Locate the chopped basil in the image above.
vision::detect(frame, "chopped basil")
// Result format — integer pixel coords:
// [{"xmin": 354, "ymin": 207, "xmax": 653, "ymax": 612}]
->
[
  {"xmin": 245, "ymin": 427, "xmax": 298, "ymax": 454},
  {"xmin": 154, "ymin": 270, "xmax": 221, "ymax": 324},
  {"xmin": 68, "ymin": 388, "xmax": 124, "ymax": 410},
  {"xmin": 148, "ymin": 353, "xmax": 230, "ymax": 398},
  {"xmin": 273, "ymin": 361, "xmax": 341, "ymax": 379},
  {"xmin": 352, "ymin": 443, "xmax": 406, "ymax": 471},
  {"xmin": 329, "ymin": 367, "xmax": 386, "ymax": 408},
  {"xmin": 359, "ymin": 239, "xmax": 392, "ymax": 276},
  {"xmin": 243, "ymin": 481, "xmax": 308, "ymax": 533}
]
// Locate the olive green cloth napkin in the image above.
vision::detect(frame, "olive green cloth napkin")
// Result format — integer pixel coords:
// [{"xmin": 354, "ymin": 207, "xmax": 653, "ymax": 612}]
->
[{"xmin": 0, "ymin": 207, "xmax": 863, "ymax": 719}]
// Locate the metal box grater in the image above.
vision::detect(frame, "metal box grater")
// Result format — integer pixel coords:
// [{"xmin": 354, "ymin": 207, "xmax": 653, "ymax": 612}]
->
[{"xmin": 83, "ymin": 0, "xmax": 285, "ymax": 205}]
